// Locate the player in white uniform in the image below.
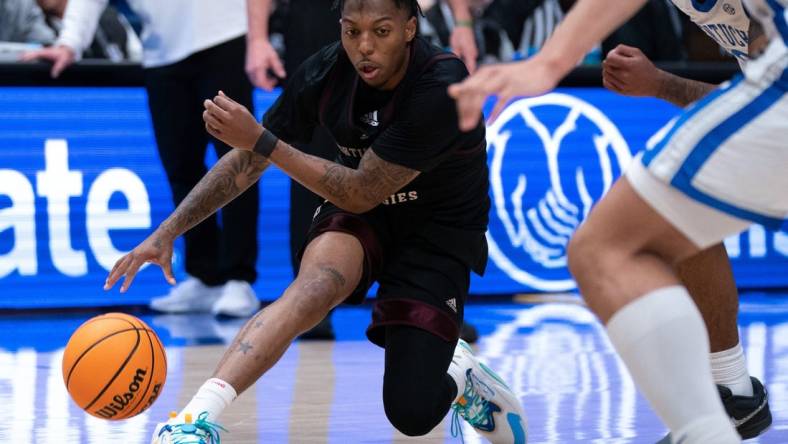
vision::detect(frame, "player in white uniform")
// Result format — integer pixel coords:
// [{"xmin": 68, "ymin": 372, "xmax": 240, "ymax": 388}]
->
[
  {"xmin": 449, "ymin": 0, "xmax": 788, "ymax": 442},
  {"xmin": 601, "ymin": 1, "xmax": 771, "ymax": 440}
]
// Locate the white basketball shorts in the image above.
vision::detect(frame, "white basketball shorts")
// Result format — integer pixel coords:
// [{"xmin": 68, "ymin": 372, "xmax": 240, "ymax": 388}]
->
[{"xmin": 627, "ymin": 42, "xmax": 788, "ymax": 249}]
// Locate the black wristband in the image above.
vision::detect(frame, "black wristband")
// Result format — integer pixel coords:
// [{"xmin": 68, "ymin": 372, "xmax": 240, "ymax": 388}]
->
[{"xmin": 253, "ymin": 129, "xmax": 279, "ymax": 158}]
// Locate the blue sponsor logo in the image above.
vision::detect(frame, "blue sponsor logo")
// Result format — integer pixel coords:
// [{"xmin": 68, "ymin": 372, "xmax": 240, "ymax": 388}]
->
[{"xmin": 485, "ymin": 94, "xmax": 632, "ymax": 291}]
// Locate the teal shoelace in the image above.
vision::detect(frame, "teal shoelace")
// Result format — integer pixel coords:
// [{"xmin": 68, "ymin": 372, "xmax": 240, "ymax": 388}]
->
[
  {"xmin": 161, "ymin": 412, "xmax": 227, "ymax": 444},
  {"xmin": 450, "ymin": 370, "xmax": 499, "ymax": 440}
]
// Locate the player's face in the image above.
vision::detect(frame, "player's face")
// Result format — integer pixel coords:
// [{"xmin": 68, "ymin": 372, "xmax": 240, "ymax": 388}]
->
[{"xmin": 340, "ymin": 0, "xmax": 417, "ymax": 90}]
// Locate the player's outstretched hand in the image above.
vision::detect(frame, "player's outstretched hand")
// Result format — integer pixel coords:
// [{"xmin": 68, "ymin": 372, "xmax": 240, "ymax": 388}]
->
[
  {"xmin": 203, "ymin": 91, "xmax": 263, "ymax": 150},
  {"xmin": 602, "ymin": 44, "xmax": 664, "ymax": 97},
  {"xmin": 104, "ymin": 230, "xmax": 176, "ymax": 293},
  {"xmin": 448, "ymin": 57, "xmax": 561, "ymax": 132}
]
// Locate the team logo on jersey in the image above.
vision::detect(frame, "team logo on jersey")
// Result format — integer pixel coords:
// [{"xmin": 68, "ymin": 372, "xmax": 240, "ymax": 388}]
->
[
  {"xmin": 485, "ymin": 94, "xmax": 632, "ymax": 291},
  {"xmin": 723, "ymin": 3, "xmax": 736, "ymax": 14},
  {"xmin": 361, "ymin": 110, "xmax": 380, "ymax": 127}
]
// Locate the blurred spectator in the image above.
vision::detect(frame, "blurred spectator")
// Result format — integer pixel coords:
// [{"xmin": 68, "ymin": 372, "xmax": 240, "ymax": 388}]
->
[
  {"xmin": 0, "ymin": 0, "xmax": 56, "ymax": 44},
  {"xmin": 415, "ymin": 1, "xmax": 481, "ymax": 71},
  {"xmin": 420, "ymin": 0, "xmax": 566, "ymax": 63},
  {"xmin": 483, "ymin": 0, "xmax": 564, "ymax": 60},
  {"xmin": 36, "ymin": 0, "xmax": 142, "ymax": 61},
  {"xmin": 602, "ymin": 0, "xmax": 686, "ymax": 62},
  {"xmin": 22, "ymin": 0, "xmax": 262, "ymax": 318}
]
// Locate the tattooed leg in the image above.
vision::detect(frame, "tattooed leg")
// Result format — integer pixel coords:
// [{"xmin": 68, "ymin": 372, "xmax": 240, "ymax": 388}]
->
[{"xmin": 212, "ymin": 232, "xmax": 364, "ymax": 394}]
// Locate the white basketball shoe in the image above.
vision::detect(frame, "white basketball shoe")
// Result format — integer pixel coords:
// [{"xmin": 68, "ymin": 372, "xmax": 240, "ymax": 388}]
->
[
  {"xmin": 211, "ymin": 280, "xmax": 260, "ymax": 317},
  {"xmin": 152, "ymin": 412, "xmax": 226, "ymax": 444},
  {"xmin": 149, "ymin": 277, "xmax": 221, "ymax": 314},
  {"xmin": 450, "ymin": 339, "xmax": 528, "ymax": 443}
]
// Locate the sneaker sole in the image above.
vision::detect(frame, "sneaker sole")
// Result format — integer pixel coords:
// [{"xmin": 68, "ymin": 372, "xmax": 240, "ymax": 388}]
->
[
  {"xmin": 458, "ymin": 340, "xmax": 528, "ymax": 443},
  {"xmin": 738, "ymin": 404, "xmax": 772, "ymax": 439}
]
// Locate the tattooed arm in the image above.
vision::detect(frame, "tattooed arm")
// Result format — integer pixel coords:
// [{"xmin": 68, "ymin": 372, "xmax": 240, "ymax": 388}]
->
[
  {"xmin": 603, "ymin": 44, "xmax": 715, "ymax": 108},
  {"xmin": 202, "ymin": 91, "xmax": 420, "ymax": 213},
  {"xmin": 160, "ymin": 150, "xmax": 268, "ymax": 238},
  {"xmin": 604, "ymin": 18, "xmax": 768, "ymax": 108},
  {"xmin": 652, "ymin": 72, "xmax": 717, "ymax": 108},
  {"xmin": 104, "ymin": 149, "xmax": 269, "ymax": 292},
  {"xmin": 652, "ymin": 19, "xmax": 766, "ymax": 107},
  {"xmin": 268, "ymin": 139, "xmax": 419, "ymax": 213}
]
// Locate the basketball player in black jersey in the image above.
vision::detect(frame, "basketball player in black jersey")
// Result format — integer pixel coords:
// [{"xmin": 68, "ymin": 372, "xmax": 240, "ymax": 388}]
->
[{"xmin": 105, "ymin": 0, "xmax": 527, "ymax": 442}]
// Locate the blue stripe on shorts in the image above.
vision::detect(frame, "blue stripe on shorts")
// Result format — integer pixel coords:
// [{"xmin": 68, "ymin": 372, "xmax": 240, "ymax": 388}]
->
[
  {"xmin": 641, "ymin": 75, "xmax": 745, "ymax": 167},
  {"xmin": 765, "ymin": 0, "xmax": 788, "ymax": 43},
  {"xmin": 668, "ymin": 70, "xmax": 788, "ymax": 228}
]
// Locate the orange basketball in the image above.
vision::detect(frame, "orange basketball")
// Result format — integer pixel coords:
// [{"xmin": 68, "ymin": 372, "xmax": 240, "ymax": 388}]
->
[{"xmin": 62, "ymin": 312, "xmax": 167, "ymax": 420}]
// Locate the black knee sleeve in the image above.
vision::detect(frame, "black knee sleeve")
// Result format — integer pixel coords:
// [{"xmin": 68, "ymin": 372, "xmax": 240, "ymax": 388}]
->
[{"xmin": 382, "ymin": 325, "xmax": 458, "ymax": 436}]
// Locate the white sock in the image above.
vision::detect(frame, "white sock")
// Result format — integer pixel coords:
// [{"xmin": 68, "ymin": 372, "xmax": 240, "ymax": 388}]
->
[
  {"xmin": 711, "ymin": 342, "xmax": 753, "ymax": 397},
  {"xmin": 606, "ymin": 286, "xmax": 738, "ymax": 444},
  {"xmin": 176, "ymin": 378, "xmax": 237, "ymax": 423}
]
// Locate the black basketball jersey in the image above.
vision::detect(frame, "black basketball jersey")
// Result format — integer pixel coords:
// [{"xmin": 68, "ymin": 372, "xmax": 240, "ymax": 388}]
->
[{"xmin": 263, "ymin": 37, "xmax": 490, "ymax": 232}]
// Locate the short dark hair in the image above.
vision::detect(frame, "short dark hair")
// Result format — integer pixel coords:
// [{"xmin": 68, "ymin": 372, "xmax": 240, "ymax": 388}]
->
[{"xmin": 332, "ymin": 0, "xmax": 424, "ymax": 19}]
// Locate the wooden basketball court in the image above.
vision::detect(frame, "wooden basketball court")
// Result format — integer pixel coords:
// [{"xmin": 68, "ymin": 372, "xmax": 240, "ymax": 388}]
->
[{"xmin": 1, "ymin": 297, "xmax": 787, "ymax": 443}]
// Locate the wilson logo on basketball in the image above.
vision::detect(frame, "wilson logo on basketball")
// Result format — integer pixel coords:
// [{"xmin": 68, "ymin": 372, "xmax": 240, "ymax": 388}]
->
[
  {"xmin": 94, "ymin": 367, "xmax": 148, "ymax": 419},
  {"xmin": 143, "ymin": 382, "xmax": 163, "ymax": 411}
]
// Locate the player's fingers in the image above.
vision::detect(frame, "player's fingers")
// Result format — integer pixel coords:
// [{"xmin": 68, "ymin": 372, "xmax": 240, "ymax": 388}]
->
[
  {"xmin": 459, "ymin": 67, "xmax": 506, "ymax": 130},
  {"xmin": 451, "ymin": 69, "xmax": 488, "ymax": 99},
  {"xmin": 604, "ymin": 68, "xmax": 627, "ymax": 86},
  {"xmin": 218, "ymin": 90, "xmax": 238, "ymax": 103},
  {"xmin": 603, "ymin": 69, "xmax": 627, "ymax": 92},
  {"xmin": 464, "ymin": 67, "xmax": 497, "ymax": 93},
  {"xmin": 108, "ymin": 253, "xmax": 128, "ymax": 276},
  {"xmin": 602, "ymin": 60, "xmax": 627, "ymax": 72},
  {"xmin": 213, "ymin": 92, "xmax": 236, "ymax": 111},
  {"xmin": 105, "ymin": 255, "xmax": 132, "ymax": 290},
  {"xmin": 206, "ymin": 122, "xmax": 222, "ymax": 137},
  {"xmin": 160, "ymin": 257, "xmax": 176, "ymax": 285},
  {"xmin": 457, "ymin": 92, "xmax": 485, "ymax": 131},
  {"xmin": 603, "ymin": 77, "xmax": 623, "ymax": 93},
  {"xmin": 203, "ymin": 109, "xmax": 225, "ymax": 129},
  {"xmin": 603, "ymin": 52, "xmax": 628, "ymax": 68},
  {"xmin": 614, "ymin": 44, "xmax": 640, "ymax": 57},
  {"xmin": 488, "ymin": 93, "xmax": 512, "ymax": 125},
  {"xmin": 204, "ymin": 108, "xmax": 224, "ymax": 127},
  {"xmin": 204, "ymin": 99, "xmax": 231, "ymax": 121},
  {"xmin": 447, "ymin": 82, "xmax": 463, "ymax": 99},
  {"xmin": 603, "ymin": 72, "xmax": 627, "ymax": 92},
  {"xmin": 602, "ymin": 63, "xmax": 623, "ymax": 80},
  {"xmin": 119, "ymin": 259, "xmax": 144, "ymax": 293}
]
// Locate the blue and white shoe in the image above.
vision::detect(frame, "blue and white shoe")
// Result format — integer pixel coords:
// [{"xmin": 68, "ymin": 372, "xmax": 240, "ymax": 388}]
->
[
  {"xmin": 151, "ymin": 411, "xmax": 226, "ymax": 444},
  {"xmin": 450, "ymin": 339, "xmax": 528, "ymax": 443}
]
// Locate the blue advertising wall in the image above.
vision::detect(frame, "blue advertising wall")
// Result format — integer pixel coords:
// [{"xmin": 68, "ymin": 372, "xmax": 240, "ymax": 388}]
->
[{"xmin": 0, "ymin": 87, "xmax": 785, "ymax": 308}]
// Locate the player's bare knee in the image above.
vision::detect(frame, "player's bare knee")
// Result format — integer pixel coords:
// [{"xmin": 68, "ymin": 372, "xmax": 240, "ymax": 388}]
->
[
  {"xmin": 290, "ymin": 284, "xmax": 333, "ymax": 324},
  {"xmin": 289, "ymin": 266, "xmax": 349, "ymax": 322}
]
